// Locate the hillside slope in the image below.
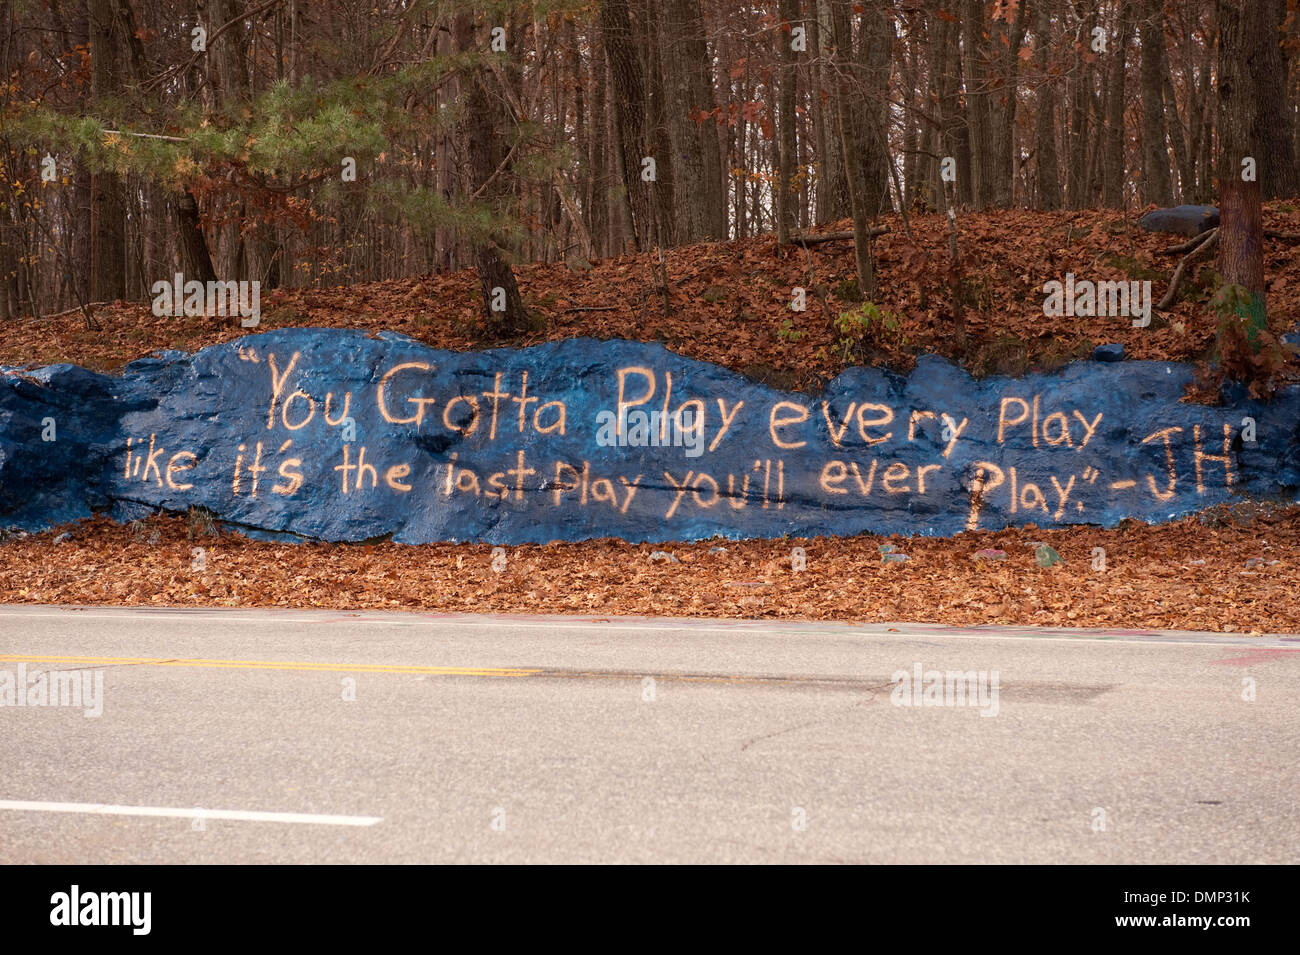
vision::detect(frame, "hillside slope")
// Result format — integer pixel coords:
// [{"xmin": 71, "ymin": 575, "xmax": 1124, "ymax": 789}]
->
[{"xmin": 4, "ymin": 206, "xmax": 1299, "ymax": 391}]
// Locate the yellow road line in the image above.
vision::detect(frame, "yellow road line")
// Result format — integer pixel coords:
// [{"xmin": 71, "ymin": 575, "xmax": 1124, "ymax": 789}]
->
[
  {"xmin": 0, "ymin": 654, "xmax": 886, "ymax": 688},
  {"xmin": 0, "ymin": 654, "xmax": 539, "ymax": 677}
]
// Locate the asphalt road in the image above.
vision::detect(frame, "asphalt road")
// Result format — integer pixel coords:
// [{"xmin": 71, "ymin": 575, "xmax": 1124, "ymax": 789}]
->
[{"xmin": 1, "ymin": 606, "xmax": 1296, "ymax": 864}]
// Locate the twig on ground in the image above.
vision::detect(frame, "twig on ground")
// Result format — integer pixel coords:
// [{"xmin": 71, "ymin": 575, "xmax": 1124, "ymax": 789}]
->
[{"xmin": 1157, "ymin": 227, "xmax": 1219, "ymax": 311}]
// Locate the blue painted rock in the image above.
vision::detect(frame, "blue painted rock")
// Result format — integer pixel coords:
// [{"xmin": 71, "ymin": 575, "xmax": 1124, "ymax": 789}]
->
[
  {"xmin": 1136, "ymin": 205, "xmax": 1219, "ymax": 236},
  {"xmin": 2, "ymin": 328, "xmax": 1299, "ymax": 544},
  {"xmin": 1092, "ymin": 344, "xmax": 1125, "ymax": 363}
]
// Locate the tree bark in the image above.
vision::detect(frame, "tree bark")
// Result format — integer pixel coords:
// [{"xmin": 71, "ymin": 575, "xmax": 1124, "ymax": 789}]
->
[
  {"xmin": 829, "ymin": 1, "xmax": 874, "ymax": 297},
  {"xmin": 813, "ymin": 0, "xmax": 850, "ymax": 223},
  {"xmin": 1246, "ymin": 0, "xmax": 1299, "ymax": 198},
  {"xmin": 639, "ymin": 0, "xmax": 678, "ymax": 246},
  {"xmin": 1100, "ymin": 5, "xmax": 1133, "ymax": 207},
  {"xmin": 665, "ymin": 0, "xmax": 725, "ymax": 240},
  {"xmin": 1033, "ymin": 0, "xmax": 1063, "ymax": 210},
  {"xmin": 600, "ymin": 0, "xmax": 652, "ymax": 250},
  {"xmin": 962, "ymin": 0, "xmax": 990, "ymax": 207},
  {"xmin": 89, "ymin": 0, "xmax": 126, "ymax": 301},
  {"xmin": 776, "ymin": 0, "xmax": 799, "ymax": 244},
  {"xmin": 1066, "ymin": 6, "xmax": 1097, "ymax": 208},
  {"xmin": 986, "ymin": 0, "xmax": 1026, "ymax": 207},
  {"xmin": 1214, "ymin": 0, "xmax": 1269, "ymax": 378},
  {"xmin": 1139, "ymin": 0, "xmax": 1174, "ymax": 206},
  {"xmin": 454, "ymin": 14, "xmax": 528, "ymax": 335}
]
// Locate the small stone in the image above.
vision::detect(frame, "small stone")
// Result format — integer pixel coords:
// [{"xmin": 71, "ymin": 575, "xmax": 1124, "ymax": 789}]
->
[
  {"xmin": 1244, "ymin": 557, "xmax": 1266, "ymax": 569},
  {"xmin": 1092, "ymin": 343, "xmax": 1125, "ymax": 362},
  {"xmin": 972, "ymin": 548, "xmax": 1007, "ymax": 561},
  {"xmin": 1035, "ymin": 544, "xmax": 1064, "ymax": 567},
  {"xmin": 53, "ymin": 531, "xmax": 72, "ymax": 544},
  {"xmin": 708, "ymin": 546, "xmax": 728, "ymax": 554},
  {"xmin": 649, "ymin": 551, "xmax": 679, "ymax": 564},
  {"xmin": 878, "ymin": 543, "xmax": 897, "ymax": 554},
  {"xmin": 881, "ymin": 552, "xmax": 910, "ymax": 563}
]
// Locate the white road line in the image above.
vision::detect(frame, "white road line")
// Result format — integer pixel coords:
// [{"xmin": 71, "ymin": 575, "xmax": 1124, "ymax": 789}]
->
[{"xmin": 0, "ymin": 799, "xmax": 382, "ymax": 826}]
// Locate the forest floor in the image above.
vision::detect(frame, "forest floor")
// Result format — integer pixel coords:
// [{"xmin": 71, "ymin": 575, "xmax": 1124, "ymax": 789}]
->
[
  {"xmin": 4, "ymin": 204, "xmax": 1300, "ymax": 391},
  {"xmin": 1, "ymin": 502, "xmax": 1297, "ymax": 633},
  {"xmin": 3, "ymin": 206, "xmax": 1299, "ymax": 630}
]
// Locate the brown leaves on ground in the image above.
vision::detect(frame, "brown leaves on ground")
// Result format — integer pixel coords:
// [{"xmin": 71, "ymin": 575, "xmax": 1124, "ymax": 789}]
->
[
  {"xmin": 2, "ymin": 504, "xmax": 1297, "ymax": 634},
  {"xmin": 5, "ymin": 205, "xmax": 1300, "ymax": 390}
]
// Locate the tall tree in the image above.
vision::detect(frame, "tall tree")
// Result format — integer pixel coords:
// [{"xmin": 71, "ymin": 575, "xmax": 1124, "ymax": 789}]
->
[
  {"xmin": 640, "ymin": 0, "xmax": 678, "ymax": 246},
  {"xmin": 600, "ymin": 0, "xmax": 652, "ymax": 250},
  {"xmin": 1246, "ymin": 0, "xmax": 1299, "ymax": 198},
  {"xmin": 1208, "ymin": 0, "xmax": 1295, "ymax": 398},
  {"xmin": 1101, "ymin": 5, "xmax": 1134, "ymax": 207},
  {"xmin": 962, "ymin": 0, "xmax": 991, "ymax": 206},
  {"xmin": 88, "ymin": 0, "xmax": 126, "ymax": 301},
  {"xmin": 813, "ymin": 0, "xmax": 850, "ymax": 223},
  {"xmin": 454, "ymin": 13, "xmax": 528, "ymax": 336},
  {"xmin": 986, "ymin": 0, "xmax": 1027, "ymax": 207},
  {"xmin": 775, "ymin": 0, "xmax": 800, "ymax": 244},
  {"xmin": 1139, "ymin": 0, "xmax": 1174, "ymax": 206},
  {"xmin": 1033, "ymin": 0, "xmax": 1063, "ymax": 209},
  {"xmin": 1066, "ymin": 4, "xmax": 1097, "ymax": 208},
  {"xmin": 828, "ymin": 0, "xmax": 890, "ymax": 296},
  {"xmin": 664, "ymin": 0, "xmax": 725, "ymax": 240}
]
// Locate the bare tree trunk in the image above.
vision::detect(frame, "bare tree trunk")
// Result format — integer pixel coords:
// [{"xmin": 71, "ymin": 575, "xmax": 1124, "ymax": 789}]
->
[
  {"xmin": 775, "ymin": 0, "xmax": 799, "ymax": 245},
  {"xmin": 829, "ymin": 1, "xmax": 874, "ymax": 297},
  {"xmin": 454, "ymin": 14, "xmax": 528, "ymax": 336},
  {"xmin": 962, "ymin": 0, "xmax": 990, "ymax": 207},
  {"xmin": 177, "ymin": 190, "xmax": 218, "ymax": 283},
  {"xmin": 1033, "ymin": 0, "xmax": 1063, "ymax": 210},
  {"xmin": 986, "ymin": 0, "xmax": 1026, "ymax": 207},
  {"xmin": 600, "ymin": 0, "xmax": 652, "ymax": 250},
  {"xmin": 931, "ymin": 2, "xmax": 965, "ymax": 210},
  {"xmin": 89, "ymin": 0, "xmax": 126, "ymax": 301},
  {"xmin": 900, "ymin": 25, "xmax": 921, "ymax": 211},
  {"xmin": 1066, "ymin": 7, "xmax": 1096, "ymax": 208},
  {"xmin": 1247, "ymin": 0, "xmax": 1299, "ymax": 198},
  {"xmin": 1101, "ymin": 5, "xmax": 1133, "ymax": 207},
  {"xmin": 858, "ymin": 5, "xmax": 895, "ymax": 215},
  {"xmin": 813, "ymin": 0, "xmax": 849, "ymax": 223},
  {"xmin": 664, "ymin": 0, "xmax": 724, "ymax": 240},
  {"xmin": 1215, "ymin": 0, "xmax": 1268, "ymax": 371},
  {"xmin": 586, "ymin": 37, "xmax": 609, "ymax": 257},
  {"xmin": 639, "ymin": 0, "xmax": 678, "ymax": 246},
  {"xmin": 1139, "ymin": 0, "xmax": 1174, "ymax": 206}
]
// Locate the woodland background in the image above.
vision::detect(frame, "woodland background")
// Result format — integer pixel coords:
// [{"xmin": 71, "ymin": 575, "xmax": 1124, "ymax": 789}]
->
[
  {"xmin": 2, "ymin": 2, "xmax": 1300, "ymax": 625},
  {"xmin": 0, "ymin": 0, "xmax": 1297, "ymax": 373}
]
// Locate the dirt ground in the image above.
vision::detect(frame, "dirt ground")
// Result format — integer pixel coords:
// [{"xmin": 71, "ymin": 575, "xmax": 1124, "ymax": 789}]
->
[{"xmin": 2, "ymin": 502, "xmax": 1297, "ymax": 633}]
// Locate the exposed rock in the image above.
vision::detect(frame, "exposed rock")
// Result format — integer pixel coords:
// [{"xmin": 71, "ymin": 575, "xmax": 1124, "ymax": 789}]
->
[
  {"xmin": 1, "ymin": 329, "xmax": 1298, "ymax": 544},
  {"xmin": 1137, "ymin": 205, "xmax": 1220, "ymax": 236}
]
